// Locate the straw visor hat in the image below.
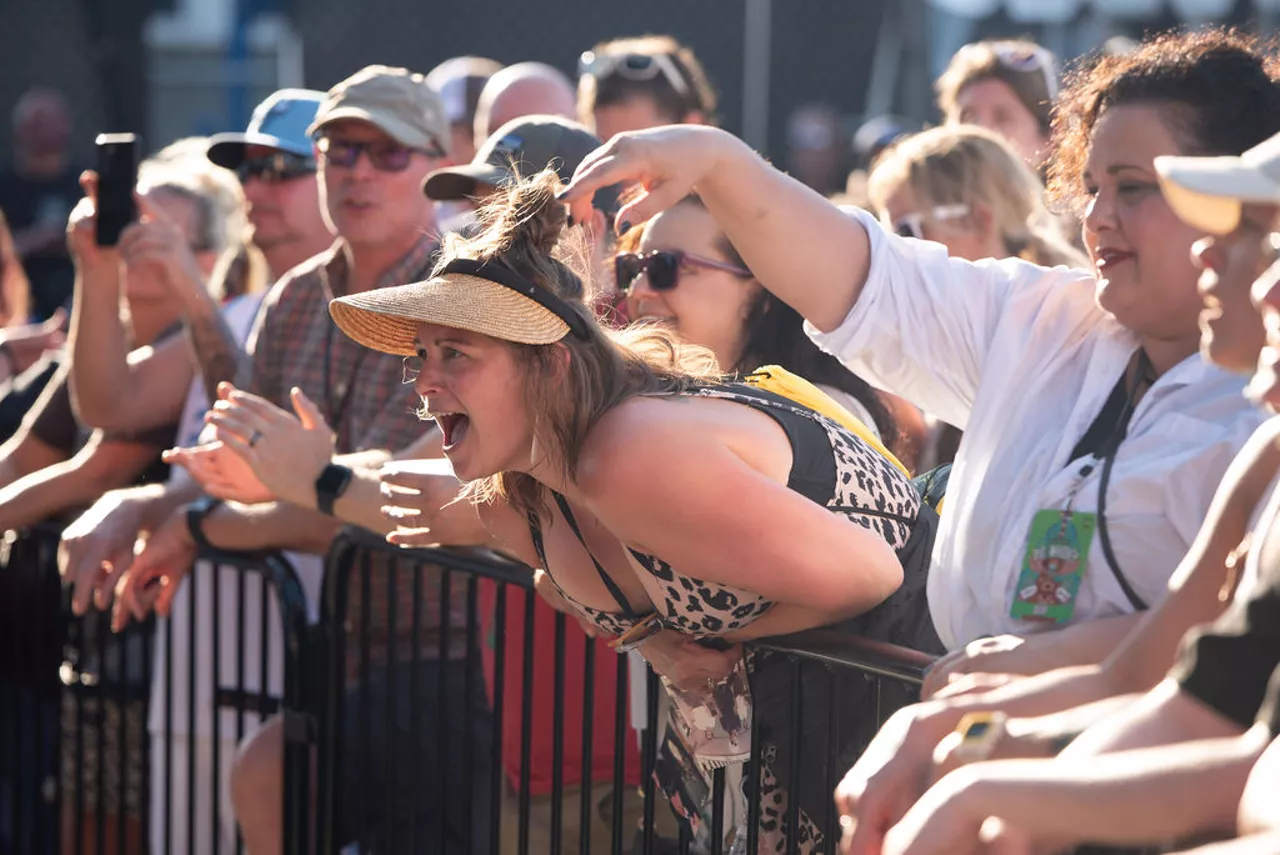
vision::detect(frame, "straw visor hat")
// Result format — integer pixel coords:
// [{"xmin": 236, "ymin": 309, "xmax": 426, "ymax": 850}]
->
[{"xmin": 329, "ymin": 257, "xmax": 590, "ymax": 356}]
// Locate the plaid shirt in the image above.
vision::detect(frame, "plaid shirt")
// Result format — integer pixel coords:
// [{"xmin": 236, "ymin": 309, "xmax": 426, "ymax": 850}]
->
[
  {"xmin": 245, "ymin": 236, "xmax": 434, "ymax": 452},
  {"xmin": 244, "ymin": 235, "xmax": 467, "ymax": 667}
]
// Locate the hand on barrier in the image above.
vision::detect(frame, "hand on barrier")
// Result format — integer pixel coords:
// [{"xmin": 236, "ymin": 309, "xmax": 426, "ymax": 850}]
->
[
  {"xmin": 634, "ymin": 629, "xmax": 742, "ymax": 694},
  {"xmin": 59, "ymin": 488, "xmax": 149, "ymax": 616},
  {"xmin": 112, "ymin": 507, "xmax": 196, "ymax": 632},
  {"xmin": 920, "ymin": 635, "xmax": 1027, "ymax": 699},
  {"xmin": 928, "ymin": 716, "xmax": 1057, "ymax": 788},
  {"xmin": 880, "ymin": 766, "xmax": 994, "ymax": 855},
  {"xmin": 558, "ymin": 125, "xmax": 731, "ymax": 237},
  {"xmin": 835, "ymin": 703, "xmax": 957, "ymax": 855}
]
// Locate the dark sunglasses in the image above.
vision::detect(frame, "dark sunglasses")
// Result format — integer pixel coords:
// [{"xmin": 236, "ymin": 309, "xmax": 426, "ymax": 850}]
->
[
  {"xmin": 235, "ymin": 152, "xmax": 315, "ymax": 185},
  {"xmin": 615, "ymin": 250, "xmax": 751, "ymax": 293},
  {"xmin": 316, "ymin": 136, "xmax": 443, "ymax": 172}
]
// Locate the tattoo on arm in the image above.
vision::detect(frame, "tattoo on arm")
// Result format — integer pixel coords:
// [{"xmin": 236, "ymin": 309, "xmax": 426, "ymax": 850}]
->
[{"xmin": 184, "ymin": 300, "xmax": 252, "ymax": 404}]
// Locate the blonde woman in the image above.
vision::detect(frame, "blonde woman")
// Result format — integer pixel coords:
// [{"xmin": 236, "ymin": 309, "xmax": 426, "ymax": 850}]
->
[{"xmin": 869, "ymin": 125, "xmax": 1086, "ymax": 270}]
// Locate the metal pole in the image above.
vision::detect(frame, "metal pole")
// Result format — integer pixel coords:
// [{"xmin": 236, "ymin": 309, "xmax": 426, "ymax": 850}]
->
[{"xmin": 742, "ymin": 0, "xmax": 773, "ymax": 153}]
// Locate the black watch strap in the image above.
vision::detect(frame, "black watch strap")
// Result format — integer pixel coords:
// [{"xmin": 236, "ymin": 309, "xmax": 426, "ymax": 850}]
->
[
  {"xmin": 315, "ymin": 464, "xmax": 354, "ymax": 516},
  {"xmin": 186, "ymin": 497, "xmax": 224, "ymax": 552}
]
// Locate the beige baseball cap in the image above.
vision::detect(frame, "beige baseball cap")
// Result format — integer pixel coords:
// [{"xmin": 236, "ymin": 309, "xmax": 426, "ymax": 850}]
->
[
  {"xmin": 308, "ymin": 64, "xmax": 450, "ymax": 156},
  {"xmin": 1156, "ymin": 131, "xmax": 1280, "ymax": 235}
]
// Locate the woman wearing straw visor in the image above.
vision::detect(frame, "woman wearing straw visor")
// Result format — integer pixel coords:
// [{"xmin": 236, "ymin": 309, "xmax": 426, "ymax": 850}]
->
[{"xmin": 324, "ymin": 171, "xmax": 942, "ymax": 851}]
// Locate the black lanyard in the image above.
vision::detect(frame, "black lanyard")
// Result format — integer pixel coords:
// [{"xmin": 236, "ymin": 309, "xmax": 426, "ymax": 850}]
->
[{"xmin": 1067, "ymin": 350, "xmax": 1154, "ymax": 611}]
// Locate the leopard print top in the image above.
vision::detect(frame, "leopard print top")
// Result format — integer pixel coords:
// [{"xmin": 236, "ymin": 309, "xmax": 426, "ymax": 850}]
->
[{"xmin": 527, "ymin": 384, "xmax": 924, "ymax": 640}]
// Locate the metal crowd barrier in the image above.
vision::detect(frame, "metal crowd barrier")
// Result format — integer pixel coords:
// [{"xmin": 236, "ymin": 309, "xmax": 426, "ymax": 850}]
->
[
  {"xmin": 3, "ymin": 520, "xmax": 934, "ymax": 855},
  {"xmin": 0, "ymin": 523, "xmax": 311, "ymax": 855},
  {"xmin": 310, "ymin": 528, "xmax": 933, "ymax": 855}
]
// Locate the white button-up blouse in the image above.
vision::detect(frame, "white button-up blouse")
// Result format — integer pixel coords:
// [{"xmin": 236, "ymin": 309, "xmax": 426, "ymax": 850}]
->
[{"xmin": 808, "ymin": 208, "xmax": 1265, "ymax": 650}]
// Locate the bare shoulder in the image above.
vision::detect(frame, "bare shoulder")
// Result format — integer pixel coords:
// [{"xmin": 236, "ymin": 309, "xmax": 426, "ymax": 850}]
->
[{"xmin": 576, "ymin": 395, "xmax": 713, "ymax": 497}]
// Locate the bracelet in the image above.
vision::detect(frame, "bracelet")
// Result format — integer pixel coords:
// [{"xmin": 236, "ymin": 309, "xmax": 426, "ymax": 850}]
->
[{"xmin": 185, "ymin": 496, "xmax": 224, "ymax": 552}]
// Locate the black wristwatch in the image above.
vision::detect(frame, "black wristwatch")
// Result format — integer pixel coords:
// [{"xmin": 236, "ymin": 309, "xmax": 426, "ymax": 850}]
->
[
  {"xmin": 186, "ymin": 496, "xmax": 224, "ymax": 552},
  {"xmin": 315, "ymin": 464, "xmax": 354, "ymax": 516}
]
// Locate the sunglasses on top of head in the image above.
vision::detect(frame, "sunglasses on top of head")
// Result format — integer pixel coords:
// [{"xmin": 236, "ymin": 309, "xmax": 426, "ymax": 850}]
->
[
  {"xmin": 957, "ymin": 41, "xmax": 1060, "ymax": 101},
  {"xmin": 578, "ymin": 50, "xmax": 691, "ymax": 97},
  {"xmin": 235, "ymin": 151, "xmax": 315, "ymax": 185},
  {"xmin": 615, "ymin": 250, "xmax": 751, "ymax": 293},
  {"xmin": 315, "ymin": 136, "xmax": 445, "ymax": 173}
]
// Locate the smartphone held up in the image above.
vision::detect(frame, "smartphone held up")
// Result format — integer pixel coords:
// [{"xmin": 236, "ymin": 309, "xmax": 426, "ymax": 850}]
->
[{"xmin": 94, "ymin": 133, "xmax": 140, "ymax": 247}]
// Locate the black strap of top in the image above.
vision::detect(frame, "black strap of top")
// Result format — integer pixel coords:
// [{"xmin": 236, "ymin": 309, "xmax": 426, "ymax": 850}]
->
[
  {"xmin": 700, "ymin": 384, "xmax": 836, "ymax": 505},
  {"xmin": 550, "ymin": 492, "xmax": 643, "ymax": 617}
]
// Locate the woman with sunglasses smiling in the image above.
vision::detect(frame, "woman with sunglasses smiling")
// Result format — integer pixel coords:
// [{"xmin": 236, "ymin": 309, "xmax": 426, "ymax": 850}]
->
[
  {"xmin": 561, "ymin": 29, "xmax": 1280, "ymax": 694},
  {"xmin": 619, "ymin": 194, "xmax": 900, "ymax": 445}
]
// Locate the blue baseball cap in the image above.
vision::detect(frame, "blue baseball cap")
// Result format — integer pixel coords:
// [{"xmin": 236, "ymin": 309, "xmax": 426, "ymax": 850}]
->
[{"xmin": 206, "ymin": 88, "xmax": 325, "ymax": 169}]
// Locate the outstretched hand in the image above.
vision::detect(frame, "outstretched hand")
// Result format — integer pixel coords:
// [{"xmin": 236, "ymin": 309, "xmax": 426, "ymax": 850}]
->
[{"xmin": 557, "ymin": 125, "xmax": 736, "ymax": 238}]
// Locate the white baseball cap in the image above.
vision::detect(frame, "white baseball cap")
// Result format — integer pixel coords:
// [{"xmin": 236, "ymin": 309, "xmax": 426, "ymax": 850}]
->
[{"xmin": 1155, "ymin": 131, "xmax": 1280, "ymax": 235}]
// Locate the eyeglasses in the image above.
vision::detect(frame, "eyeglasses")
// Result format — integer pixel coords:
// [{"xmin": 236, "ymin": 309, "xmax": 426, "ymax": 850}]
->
[
  {"xmin": 615, "ymin": 250, "xmax": 751, "ymax": 293},
  {"xmin": 402, "ymin": 353, "xmax": 424, "ymax": 385},
  {"xmin": 235, "ymin": 152, "xmax": 315, "ymax": 185},
  {"xmin": 957, "ymin": 41, "xmax": 1060, "ymax": 101},
  {"xmin": 578, "ymin": 50, "xmax": 690, "ymax": 97},
  {"xmin": 889, "ymin": 204, "xmax": 972, "ymax": 240},
  {"xmin": 316, "ymin": 136, "xmax": 444, "ymax": 172}
]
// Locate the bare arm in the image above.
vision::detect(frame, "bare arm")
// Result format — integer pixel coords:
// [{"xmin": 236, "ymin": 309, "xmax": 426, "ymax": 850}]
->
[
  {"xmin": 177, "ymin": 280, "xmax": 252, "ymax": 400},
  {"xmin": 898, "ymin": 730, "xmax": 1267, "ymax": 851},
  {"xmin": 0, "ymin": 431, "xmax": 165, "ymax": 531},
  {"xmin": 201, "ymin": 499, "xmax": 342, "ymax": 555},
  {"xmin": 561, "ymin": 126, "xmax": 871, "ymax": 332},
  {"xmin": 71, "ymin": 334, "xmax": 194, "ymax": 433}
]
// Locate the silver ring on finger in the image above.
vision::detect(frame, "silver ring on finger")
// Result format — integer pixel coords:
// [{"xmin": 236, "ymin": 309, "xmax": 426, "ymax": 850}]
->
[{"xmin": 249, "ymin": 429, "xmax": 263, "ymax": 448}]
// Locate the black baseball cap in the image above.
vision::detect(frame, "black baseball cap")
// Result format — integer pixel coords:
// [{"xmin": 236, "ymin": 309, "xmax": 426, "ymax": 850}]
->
[{"xmin": 423, "ymin": 115, "xmax": 620, "ymax": 215}]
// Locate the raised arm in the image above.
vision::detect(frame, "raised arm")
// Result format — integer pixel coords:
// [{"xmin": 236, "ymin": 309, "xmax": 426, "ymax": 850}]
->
[{"xmin": 560, "ymin": 126, "xmax": 871, "ymax": 332}]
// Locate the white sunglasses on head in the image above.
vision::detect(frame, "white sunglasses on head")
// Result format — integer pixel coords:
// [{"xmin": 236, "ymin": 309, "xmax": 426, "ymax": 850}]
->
[
  {"xmin": 886, "ymin": 204, "xmax": 972, "ymax": 240},
  {"xmin": 578, "ymin": 50, "xmax": 691, "ymax": 97}
]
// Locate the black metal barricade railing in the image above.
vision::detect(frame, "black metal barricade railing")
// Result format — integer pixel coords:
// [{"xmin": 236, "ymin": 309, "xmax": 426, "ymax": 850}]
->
[
  {"xmin": 0, "ymin": 523, "xmax": 311, "ymax": 855},
  {"xmin": 307, "ymin": 528, "xmax": 934, "ymax": 855},
  {"xmin": 312, "ymin": 526, "xmax": 647, "ymax": 855}
]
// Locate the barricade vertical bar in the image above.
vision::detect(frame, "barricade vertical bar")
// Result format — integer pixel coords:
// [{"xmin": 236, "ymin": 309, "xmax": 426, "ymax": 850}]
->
[
  {"xmin": 710, "ymin": 768, "xmax": 726, "ymax": 855},
  {"xmin": 678, "ymin": 824, "xmax": 691, "ymax": 854},
  {"xmin": 550, "ymin": 611, "xmax": 566, "ymax": 854},
  {"xmin": 464, "ymin": 575, "xmax": 479, "ymax": 850},
  {"xmin": 114, "ymin": 623, "xmax": 127, "ymax": 855},
  {"xmin": 745, "ymin": 662, "xmax": 761, "ymax": 855},
  {"xmin": 188, "ymin": 575, "xmax": 199, "ymax": 855},
  {"xmin": 163, "ymin": 608, "xmax": 173, "ymax": 855},
  {"xmin": 408, "ymin": 560, "xmax": 423, "ymax": 853},
  {"xmin": 74, "ymin": 630, "xmax": 85, "ymax": 855},
  {"xmin": 234, "ymin": 563, "xmax": 246, "ymax": 855},
  {"xmin": 357, "ymin": 549, "xmax": 372, "ymax": 849},
  {"xmin": 384, "ymin": 554, "xmax": 398, "ymax": 854},
  {"xmin": 140, "ymin": 612, "xmax": 152, "ymax": 855},
  {"xmin": 873, "ymin": 675, "xmax": 884, "ymax": 728},
  {"xmin": 579, "ymin": 637, "xmax": 596, "ymax": 855},
  {"xmin": 640, "ymin": 668, "xmax": 659, "ymax": 855},
  {"xmin": 786, "ymin": 659, "xmax": 804, "ymax": 855},
  {"xmin": 517, "ymin": 588, "xmax": 534, "ymax": 855},
  {"xmin": 823, "ymin": 668, "xmax": 841, "ymax": 853},
  {"xmin": 212, "ymin": 561, "xmax": 223, "ymax": 852},
  {"xmin": 610, "ymin": 650, "xmax": 626, "ymax": 855},
  {"xmin": 96, "ymin": 615, "xmax": 107, "ymax": 855},
  {"xmin": 488, "ymin": 583, "xmax": 509, "ymax": 855},
  {"xmin": 437, "ymin": 569, "xmax": 453, "ymax": 855}
]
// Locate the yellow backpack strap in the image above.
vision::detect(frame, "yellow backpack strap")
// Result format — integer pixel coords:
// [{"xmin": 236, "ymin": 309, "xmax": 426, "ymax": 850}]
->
[{"xmin": 743, "ymin": 365, "xmax": 909, "ymax": 477}]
